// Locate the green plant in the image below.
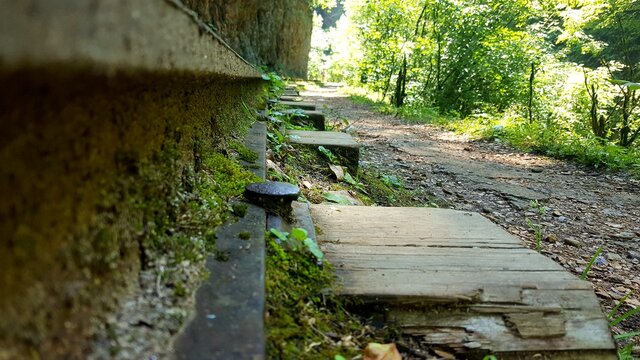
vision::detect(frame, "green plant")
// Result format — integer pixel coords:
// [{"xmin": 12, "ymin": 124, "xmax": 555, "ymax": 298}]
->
[
  {"xmin": 267, "ymin": 128, "xmax": 288, "ymax": 156},
  {"xmin": 261, "ymin": 71, "xmax": 285, "ymax": 98},
  {"xmin": 380, "ymin": 174, "xmax": 403, "ymax": 189},
  {"xmin": 529, "ymin": 200, "xmax": 547, "ymax": 216},
  {"xmin": 608, "ymin": 291, "xmax": 640, "ymax": 327},
  {"xmin": 265, "ymin": 228, "xmax": 377, "ymax": 359},
  {"xmin": 580, "ymin": 245, "xmax": 604, "ymax": 280},
  {"xmin": 318, "ymin": 146, "xmax": 339, "ymax": 164},
  {"xmin": 483, "ymin": 355, "xmax": 498, "ymax": 360},
  {"xmin": 526, "ymin": 218, "xmax": 543, "ymax": 252},
  {"xmin": 269, "ymin": 227, "xmax": 324, "ymax": 262},
  {"xmin": 617, "ymin": 343, "xmax": 637, "ymax": 360}
]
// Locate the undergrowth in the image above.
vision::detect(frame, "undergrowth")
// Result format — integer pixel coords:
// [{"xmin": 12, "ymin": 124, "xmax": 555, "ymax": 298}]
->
[
  {"xmin": 265, "ymin": 235, "xmax": 380, "ymax": 359},
  {"xmin": 261, "ymin": 75, "xmax": 411, "ymax": 358},
  {"xmin": 348, "ymin": 90, "xmax": 640, "ymax": 178}
]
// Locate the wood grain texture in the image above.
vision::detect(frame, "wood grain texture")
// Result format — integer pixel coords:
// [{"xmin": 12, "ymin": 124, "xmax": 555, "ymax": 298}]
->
[{"xmin": 310, "ymin": 204, "xmax": 616, "ymax": 357}]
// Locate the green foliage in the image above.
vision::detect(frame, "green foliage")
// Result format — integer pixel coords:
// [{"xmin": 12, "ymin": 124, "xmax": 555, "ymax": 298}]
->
[
  {"xmin": 318, "ymin": 145, "xmax": 339, "ymax": 163},
  {"xmin": 380, "ymin": 174, "xmax": 403, "ymax": 189},
  {"xmin": 610, "ymin": 307, "xmax": 640, "ymax": 328},
  {"xmin": 269, "ymin": 228, "xmax": 325, "ymax": 261},
  {"xmin": 265, "ymin": 233, "xmax": 368, "ymax": 359},
  {"xmin": 262, "ymin": 71, "xmax": 286, "ymax": 98},
  {"xmin": 347, "ymin": 0, "xmax": 542, "ymax": 114},
  {"xmin": 323, "ymin": 192, "xmax": 352, "ymax": 205},
  {"xmin": 321, "ymin": 0, "xmax": 640, "ymax": 176},
  {"xmin": 580, "ymin": 245, "xmax": 604, "ymax": 280},
  {"xmin": 526, "ymin": 218, "xmax": 543, "ymax": 253}
]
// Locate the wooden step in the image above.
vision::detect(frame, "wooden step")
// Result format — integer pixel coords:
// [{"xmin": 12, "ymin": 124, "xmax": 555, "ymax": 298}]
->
[
  {"xmin": 280, "ymin": 95, "xmax": 304, "ymax": 102},
  {"xmin": 283, "ymin": 87, "xmax": 299, "ymax": 96},
  {"xmin": 285, "ymin": 109, "xmax": 326, "ymax": 130},
  {"xmin": 310, "ymin": 204, "xmax": 617, "ymax": 359},
  {"xmin": 288, "ymin": 130, "xmax": 359, "ymax": 172},
  {"xmin": 279, "ymin": 100, "xmax": 317, "ymax": 111},
  {"xmin": 174, "ymin": 122, "xmax": 267, "ymax": 359}
]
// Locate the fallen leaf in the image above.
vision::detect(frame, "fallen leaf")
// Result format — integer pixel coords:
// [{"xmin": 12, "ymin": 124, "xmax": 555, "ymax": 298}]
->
[
  {"xmin": 323, "ymin": 192, "xmax": 353, "ymax": 205},
  {"xmin": 363, "ymin": 343, "xmax": 402, "ymax": 360},
  {"xmin": 329, "ymin": 164, "xmax": 345, "ymax": 181}
]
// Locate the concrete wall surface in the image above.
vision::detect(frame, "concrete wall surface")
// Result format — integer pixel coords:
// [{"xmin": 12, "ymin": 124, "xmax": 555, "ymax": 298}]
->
[
  {"xmin": 0, "ymin": 0, "xmax": 260, "ymax": 79},
  {"xmin": 0, "ymin": 0, "xmax": 265, "ymax": 358},
  {"xmin": 184, "ymin": 0, "xmax": 313, "ymax": 77}
]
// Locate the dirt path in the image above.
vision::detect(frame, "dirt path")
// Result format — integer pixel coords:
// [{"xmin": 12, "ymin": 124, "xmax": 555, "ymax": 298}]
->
[{"xmin": 303, "ymin": 85, "xmax": 640, "ymax": 341}]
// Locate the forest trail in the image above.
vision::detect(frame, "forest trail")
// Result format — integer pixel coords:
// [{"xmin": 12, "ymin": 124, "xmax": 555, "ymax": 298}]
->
[{"xmin": 302, "ymin": 84, "xmax": 640, "ymax": 337}]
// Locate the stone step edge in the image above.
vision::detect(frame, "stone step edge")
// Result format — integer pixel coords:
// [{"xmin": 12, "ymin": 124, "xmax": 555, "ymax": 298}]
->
[
  {"xmin": 1, "ymin": 0, "xmax": 260, "ymax": 79},
  {"xmin": 173, "ymin": 122, "xmax": 267, "ymax": 359}
]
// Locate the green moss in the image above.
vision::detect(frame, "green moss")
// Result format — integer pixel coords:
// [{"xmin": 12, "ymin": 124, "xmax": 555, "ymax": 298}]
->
[
  {"xmin": 358, "ymin": 171, "xmax": 416, "ymax": 207},
  {"xmin": 231, "ymin": 203, "xmax": 249, "ymax": 217},
  {"xmin": 266, "ymin": 238, "xmax": 371, "ymax": 359},
  {"xmin": 238, "ymin": 231, "xmax": 251, "ymax": 240},
  {"xmin": 229, "ymin": 139, "xmax": 259, "ymax": 163},
  {"xmin": 202, "ymin": 153, "xmax": 261, "ymax": 198}
]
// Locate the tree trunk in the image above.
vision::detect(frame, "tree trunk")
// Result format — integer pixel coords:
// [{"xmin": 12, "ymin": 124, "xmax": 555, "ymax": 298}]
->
[
  {"xmin": 393, "ymin": 56, "xmax": 408, "ymax": 108},
  {"xmin": 528, "ymin": 62, "xmax": 537, "ymax": 123}
]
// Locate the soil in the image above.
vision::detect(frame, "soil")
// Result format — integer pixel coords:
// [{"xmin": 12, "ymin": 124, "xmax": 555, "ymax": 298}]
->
[{"xmin": 301, "ymin": 84, "xmax": 640, "ymax": 355}]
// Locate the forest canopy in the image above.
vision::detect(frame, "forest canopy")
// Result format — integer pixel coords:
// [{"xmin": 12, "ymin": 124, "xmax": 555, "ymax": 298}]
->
[{"xmin": 309, "ymin": 0, "xmax": 640, "ymax": 171}]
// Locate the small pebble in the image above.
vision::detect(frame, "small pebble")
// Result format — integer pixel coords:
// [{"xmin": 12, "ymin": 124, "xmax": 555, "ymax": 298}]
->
[
  {"xmin": 563, "ymin": 237, "xmax": 582, "ymax": 248},
  {"xmin": 628, "ymin": 250, "xmax": 640, "ymax": 261},
  {"xmin": 606, "ymin": 253, "xmax": 623, "ymax": 262}
]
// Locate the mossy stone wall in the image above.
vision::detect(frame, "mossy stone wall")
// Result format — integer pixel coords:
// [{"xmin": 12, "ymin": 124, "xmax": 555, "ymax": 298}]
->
[{"xmin": 0, "ymin": 66, "xmax": 264, "ymax": 359}]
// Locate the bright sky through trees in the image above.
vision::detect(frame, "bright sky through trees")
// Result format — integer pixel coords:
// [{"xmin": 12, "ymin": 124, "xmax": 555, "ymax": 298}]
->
[{"xmin": 310, "ymin": 0, "xmax": 640, "ymax": 154}]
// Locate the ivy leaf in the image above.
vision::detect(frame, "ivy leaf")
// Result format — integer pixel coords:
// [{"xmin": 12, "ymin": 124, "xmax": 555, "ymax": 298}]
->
[
  {"xmin": 323, "ymin": 192, "xmax": 352, "ymax": 205},
  {"xmin": 381, "ymin": 174, "xmax": 403, "ymax": 188},
  {"xmin": 291, "ymin": 228, "xmax": 308, "ymax": 241},
  {"xmin": 343, "ymin": 172, "xmax": 357, "ymax": 185},
  {"xmin": 269, "ymin": 228, "xmax": 289, "ymax": 241},
  {"xmin": 304, "ymin": 238, "xmax": 324, "ymax": 261}
]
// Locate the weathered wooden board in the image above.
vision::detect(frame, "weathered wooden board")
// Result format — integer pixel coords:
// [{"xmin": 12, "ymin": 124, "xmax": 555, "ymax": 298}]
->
[
  {"xmin": 312, "ymin": 205, "xmax": 522, "ymax": 247},
  {"xmin": 279, "ymin": 100, "xmax": 316, "ymax": 110},
  {"xmin": 288, "ymin": 131, "xmax": 360, "ymax": 171},
  {"xmin": 288, "ymin": 130, "xmax": 359, "ymax": 148},
  {"xmin": 310, "ymin": 204, "xmax": 617, "ymax": 357},
  {"xmin": 392, "ymin": 307, "xmax": 614, "ymax": 354},
  {"xmin": 323, "ymin": 245, "xmax": 564, "ymax": 271}
]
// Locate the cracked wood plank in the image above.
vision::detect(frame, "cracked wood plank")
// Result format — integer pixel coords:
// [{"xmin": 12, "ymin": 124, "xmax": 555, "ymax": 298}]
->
[{"xmin": 310, "ymin": 204, "xmax": 617, "ymax": 357}]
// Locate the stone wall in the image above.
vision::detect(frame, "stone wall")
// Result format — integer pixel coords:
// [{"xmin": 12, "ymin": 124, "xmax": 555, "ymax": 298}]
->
[
  {"xmin": 0, "ymin": 1, "xmax": 264, "ymax": 358},
  {"xmin": 184, "ymin": 0, "xmax": 313, "ymax": 78}
]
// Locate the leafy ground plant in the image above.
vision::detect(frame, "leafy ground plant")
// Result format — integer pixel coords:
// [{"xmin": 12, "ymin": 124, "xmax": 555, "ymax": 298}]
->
[
  {"xmin": 526, "ymin": 218, "xmax": 543, "ymax": 253},
  {"xmin": 580, "ymin": 245, "xmax": 604, "ymax": 280},
  {"xmin": 265, "ymin": 227, "xmax": 385, "ymax": 359}
]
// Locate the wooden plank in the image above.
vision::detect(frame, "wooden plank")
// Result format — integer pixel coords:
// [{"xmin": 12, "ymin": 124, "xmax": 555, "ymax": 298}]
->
[
  {"xmin": 289, "ymin": 131, "xmax": 359, "ymax": 148},
  {"xmin": 391, "ymin": 309, "xmax": 615, "ymax": 354},
  {"xmin": 288, "ymin": 131, "xmax": 360, "ymax": 172},
  {"xmin": 312, "ymin": 205, "xmax": 522, "ymax": 247},
  {"xmin": 332, "ymin": 269, "xmax": 591, "ymax": 300},
  {"xmin": 310, "ymin": 204, "xmax": 616, "ymax": 356},
  {"xmin": 279, "ymin": 100, "xmax": 316, "ymax": 110},
  {"xmin": 323, "ymin": 245, "xmax": 565, "ymax": 271}
]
